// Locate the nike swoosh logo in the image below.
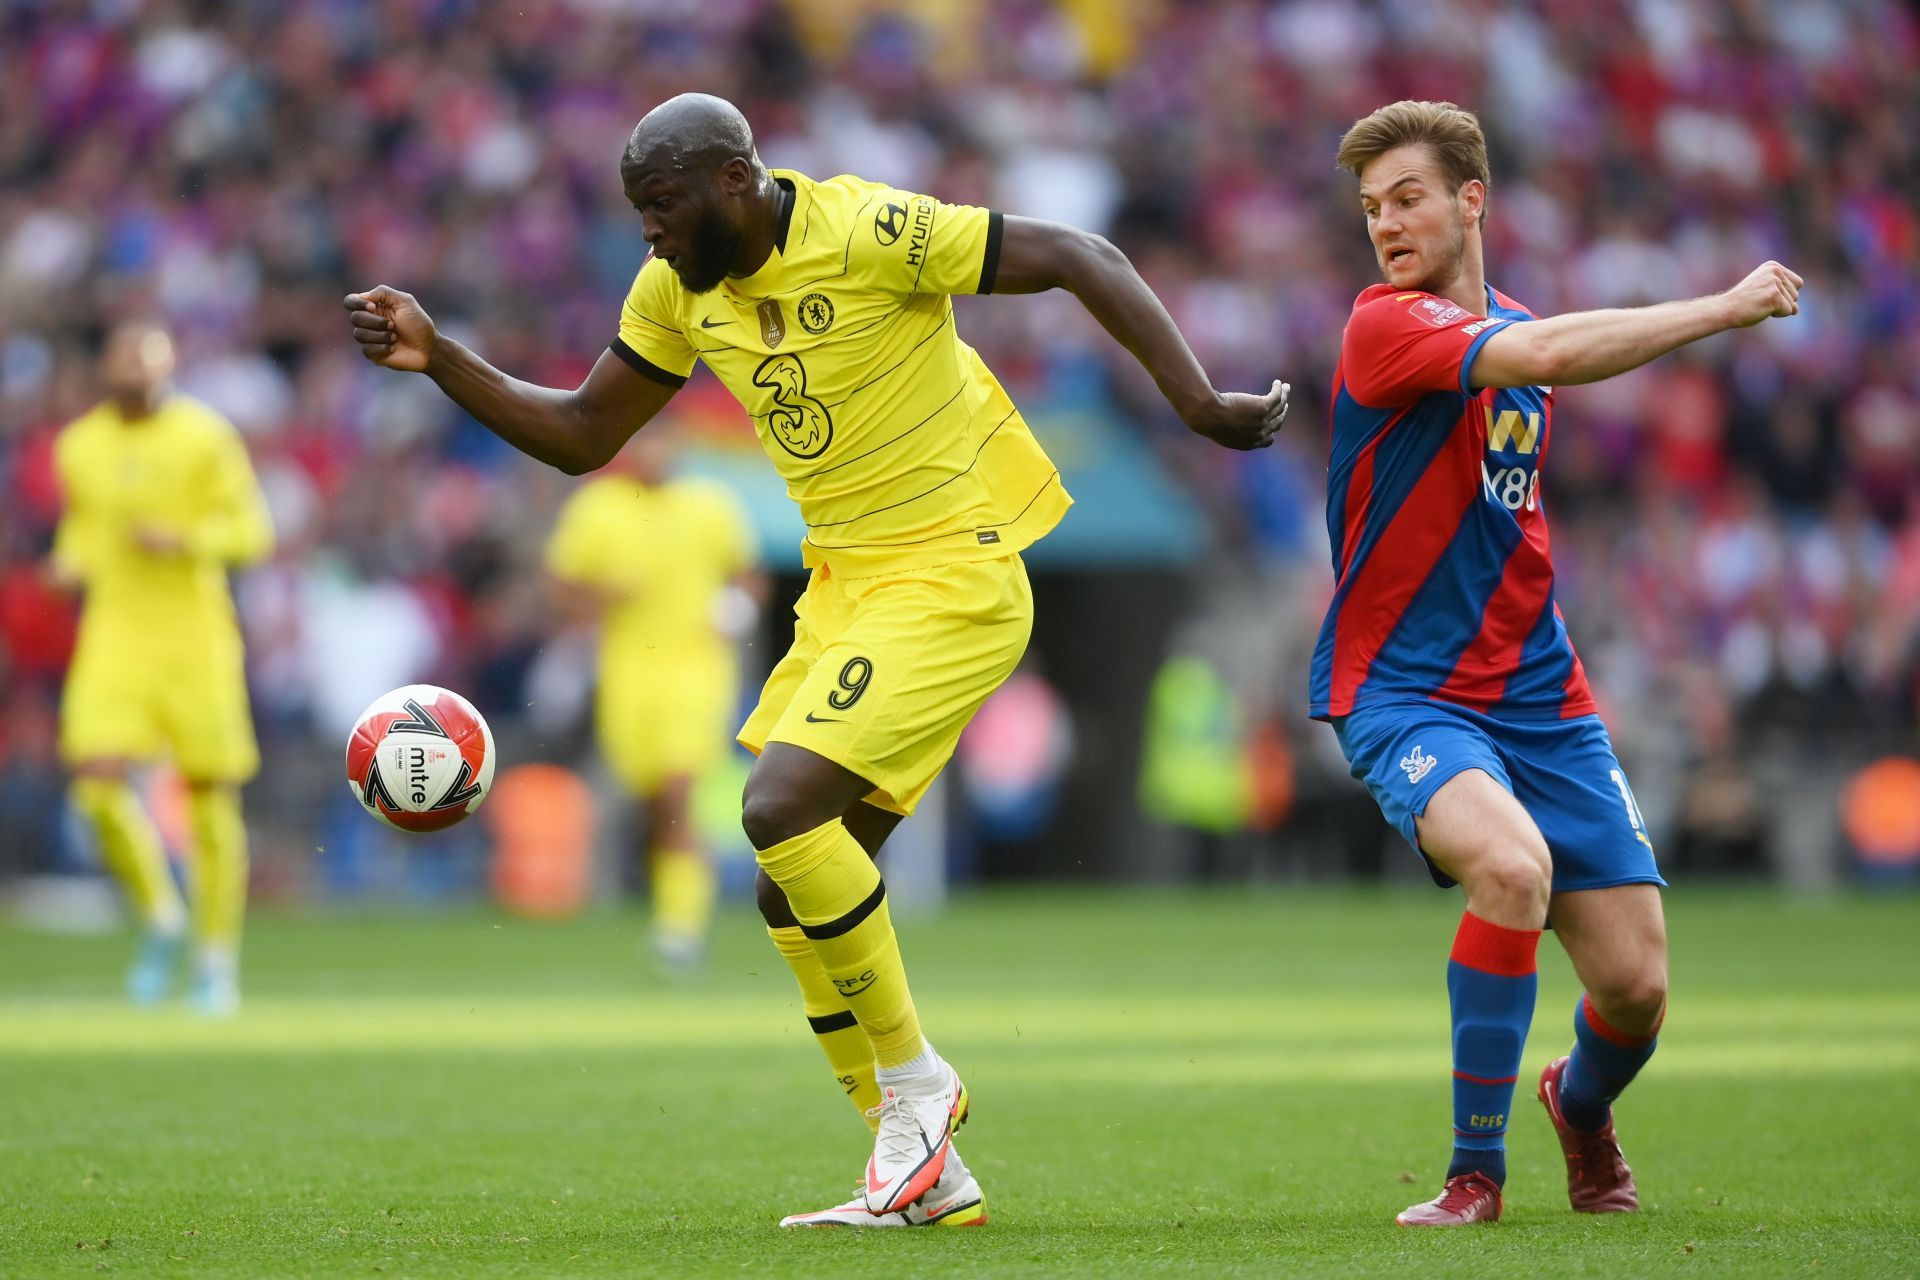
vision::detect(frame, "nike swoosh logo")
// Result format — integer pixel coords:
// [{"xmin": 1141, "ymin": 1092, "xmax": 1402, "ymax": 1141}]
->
[
  {"xmin": 699, "ymin": 316, "xmax": 731, "ymax": 328},
  {"xmin": 865, "ymin": 1160, "xmax": 889, "ymax": 1195},
  {"xmin": 804, "ymin": 712, "xmax": 844, "ymax": 724}
]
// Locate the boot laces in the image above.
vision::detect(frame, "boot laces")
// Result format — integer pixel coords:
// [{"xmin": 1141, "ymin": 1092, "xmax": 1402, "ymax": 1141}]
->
[{"xmin": 869, "ymin": 1088, "xmax": 933, "ymax": 1167}]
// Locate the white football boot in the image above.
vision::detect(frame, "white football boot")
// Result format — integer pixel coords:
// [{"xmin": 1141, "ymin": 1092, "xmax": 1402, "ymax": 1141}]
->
[
  {"xmin": 862, "ymin": 1061, "xmax": 969, "ymax": 1213},
  {"xmin": 780, "ymin": 1143, "xmax": 986, "ymax": 1228}
]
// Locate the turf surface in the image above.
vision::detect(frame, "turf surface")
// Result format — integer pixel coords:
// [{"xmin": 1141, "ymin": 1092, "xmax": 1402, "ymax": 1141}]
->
[{"xmin": 2, "ymin": 888, "xmax": 1915, "ymax": 1277}]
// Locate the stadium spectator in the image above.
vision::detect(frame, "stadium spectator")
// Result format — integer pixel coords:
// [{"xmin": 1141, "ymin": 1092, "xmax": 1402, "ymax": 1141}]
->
[{"xmin": 2, "ymin": 0, "xmax": 1915, "ymax": 884}]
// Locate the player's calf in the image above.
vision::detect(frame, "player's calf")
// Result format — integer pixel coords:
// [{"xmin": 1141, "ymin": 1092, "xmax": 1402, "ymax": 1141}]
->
[
  {"xmin": 1557, "ymin": 990, "xmax": 1663, "ymax": 1133},
  {"xmin": 1437, "ymin": 913, "xmax": 1542, "ymax": 1199}
]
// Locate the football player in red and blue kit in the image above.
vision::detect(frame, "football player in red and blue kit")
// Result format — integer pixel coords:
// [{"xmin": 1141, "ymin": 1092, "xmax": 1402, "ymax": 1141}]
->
[{"xmin": 1318, "ymin": 101, "xmax": 1803, "ymax": 1227}]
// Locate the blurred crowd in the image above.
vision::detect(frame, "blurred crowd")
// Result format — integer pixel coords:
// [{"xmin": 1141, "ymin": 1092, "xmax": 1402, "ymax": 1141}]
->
[{"xmin": 3, "ymin": 0, "xmax": 1918, "ymax": 882}]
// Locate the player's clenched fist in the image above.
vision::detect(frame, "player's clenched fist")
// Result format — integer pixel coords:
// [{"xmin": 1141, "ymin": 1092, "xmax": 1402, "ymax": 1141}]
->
[
  {"xmin": 1187, "ymin": 380, "xmax": 1292, "ymax": 451},
  {"xmin": 344, "ymin": 286, "xmax": 438, "ymax": 372},
  {"xmin": 1723, "ymin": 260, "xmax": 1803, "ymax": 327}
]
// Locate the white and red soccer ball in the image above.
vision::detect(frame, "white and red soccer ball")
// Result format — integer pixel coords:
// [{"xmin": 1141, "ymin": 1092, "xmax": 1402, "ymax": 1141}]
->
[{"xmin": 345, "ymin": 685, "xmax": 495, "ymax": 832}]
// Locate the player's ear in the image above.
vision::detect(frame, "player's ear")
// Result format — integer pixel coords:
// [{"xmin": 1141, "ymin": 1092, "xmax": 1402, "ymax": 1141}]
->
[
  {"xmin": 1459, "ymin": 178, "xmax": 1487, "ymax": 230},
  {"xmin": 715, "ymin": 156, "xmax": 754, "ymax": 199}
]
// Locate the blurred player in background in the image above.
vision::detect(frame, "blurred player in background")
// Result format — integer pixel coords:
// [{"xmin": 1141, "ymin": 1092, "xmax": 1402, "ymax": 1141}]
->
[
  {"xmin": 544, "ymin": 421, "xmax": 762, "ymax": 968},
  {"xmin": 346, "ymin": 93, "xmax": 1287, "ymax": 1227},
  {"xmin": 1315, "ymin": 101, "xmax": 1802, "ymax": 1226},
  {"xmin": 51, "ymin": 321, "xmax": 275, "ymax": 1016}
]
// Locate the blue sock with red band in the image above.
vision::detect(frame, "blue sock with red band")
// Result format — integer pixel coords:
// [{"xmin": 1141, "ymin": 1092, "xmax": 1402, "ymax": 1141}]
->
[
  {"xmin": 1444, "ymin": 911, "xmax": 1542, "ymax": 1187},
  {"xmin": 1559, "ymin": 993, "xmax": 1661, "ymax": 1132}
]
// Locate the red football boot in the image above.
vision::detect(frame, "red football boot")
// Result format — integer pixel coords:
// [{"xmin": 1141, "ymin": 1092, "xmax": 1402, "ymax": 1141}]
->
[
  {"xmin": 1395, "ymin": 1171, "xmax": 1503, "ymax": 1226},
  {"xmin": 1538, "ymin": 1055, "xmax": 1640, "ymax": 1213}
]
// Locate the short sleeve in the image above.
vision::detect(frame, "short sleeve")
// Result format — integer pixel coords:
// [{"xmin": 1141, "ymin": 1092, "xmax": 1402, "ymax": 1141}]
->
[
  {"xmin": 51, "ymin": 423, "xmax": 80, "ymax": 498},
  {"xmin": 50, "ymin": 424, "xmax": 94, "ymax": 578},
  {"xmin": 848, "ymin": 188, "xmax": 1003, "ymax": 298},
  {"xmin": 612, "ymin": 257, "xmax": 697, "ymax": 386},
  {"xmin": 545, "ymin": 483, "xmax": 615, "ymax": 585},
  {"xmin": 187, "ymin": 410, "xmax": 275, "ymax": 564},
  {"xmin": 690, "ymin": 480, "xmax": 757, "ymax": 576},
  {"xmin": 1340, "ymin": 292, "xmax": 1514, "ymax": 408}
]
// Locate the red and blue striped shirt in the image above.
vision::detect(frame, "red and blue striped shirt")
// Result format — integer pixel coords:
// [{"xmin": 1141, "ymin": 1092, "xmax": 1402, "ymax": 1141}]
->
[{"xmin": 1308, "ymin": 283, "xmax": 1597, "ymax": 722}]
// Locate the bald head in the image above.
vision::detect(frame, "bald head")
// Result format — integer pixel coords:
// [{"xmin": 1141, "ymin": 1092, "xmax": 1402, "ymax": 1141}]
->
[
  {"xmin": 620, "ymin": 95, "xmax": 783, "ymax": 295},
  {"xmin": 623, "ymin": 93, "xmax": 756, "ymax": 178}
]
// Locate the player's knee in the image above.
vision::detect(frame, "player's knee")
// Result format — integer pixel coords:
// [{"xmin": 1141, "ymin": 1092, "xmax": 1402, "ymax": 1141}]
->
[
  {"xmin": 1490, "ymin": 841, "xmax": 1551, "ymax": 894},
  {"xmin": 1475, "ymin": 841, "xmax": 1552, "ymax": 915},
  {"xmin": 740, "ymin": 789, "xmax": 786, "ymax": 851},
  {"xmin": 754, "ymin": 869, "xmax": 798, "ymax": 929},
  {"xmin": 740, "ymin": 779, "xmax": 809, "ymax": 851},
  {"xmin": 1593, "ymin": 970, "xmax": 1668, "ymax": 1032}
]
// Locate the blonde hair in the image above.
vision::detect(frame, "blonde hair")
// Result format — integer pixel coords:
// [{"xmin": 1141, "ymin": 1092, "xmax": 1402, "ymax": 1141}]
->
[{"xmin": 1337, "ymin": 100, "xmax": 1491, "ymax": 216}]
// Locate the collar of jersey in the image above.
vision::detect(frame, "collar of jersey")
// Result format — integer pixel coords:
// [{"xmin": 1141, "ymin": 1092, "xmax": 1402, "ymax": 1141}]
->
[
  {"xmin": 1484, "ymin": 281, "xmax": 1532, "ymax": 321},
  {"xmin": 726, "ymin": 171, "xmax": 806, "ymax": 298}
]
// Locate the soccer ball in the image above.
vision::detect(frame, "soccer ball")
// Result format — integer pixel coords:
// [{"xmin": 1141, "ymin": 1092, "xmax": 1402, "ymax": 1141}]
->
[{"xmin": 345, "ymin": 684, "xmax": 496, "ymax": 832}]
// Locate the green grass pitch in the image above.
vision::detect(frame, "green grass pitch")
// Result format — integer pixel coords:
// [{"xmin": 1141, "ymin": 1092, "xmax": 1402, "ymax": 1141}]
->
[{"xmin": 2, "ymin": 888, "xmax": 1915, "ymax": 1277}]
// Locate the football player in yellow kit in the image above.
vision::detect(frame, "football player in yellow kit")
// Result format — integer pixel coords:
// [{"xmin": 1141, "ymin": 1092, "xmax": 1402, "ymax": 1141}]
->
[
  {"xmin": 545, "ymin": 423, "xmax": 761, "ymax": 968},
  {"xmin": 52, "ymin": 321, "xmax": 274, "ymax": 1015},
  {"xmin": 346, "ymin": 93, "xmax": 1288, "ymax": 1226}
]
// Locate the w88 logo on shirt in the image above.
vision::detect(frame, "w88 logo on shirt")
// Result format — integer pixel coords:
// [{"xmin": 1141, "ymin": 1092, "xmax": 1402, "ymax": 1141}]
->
[
  {"xmin": 1479, "ymin": 404, "xmax": 1543, "ymax": 513},
  {"xmin": 1482, "ymin": 462, "xmax": 1540, "ymax": 512}
]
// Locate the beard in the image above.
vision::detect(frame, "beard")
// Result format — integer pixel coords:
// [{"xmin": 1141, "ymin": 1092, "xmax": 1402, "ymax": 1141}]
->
[
  {"xmin": 1381, "ymin": 214, "xmax": 1467, "ymax": 294},
  {"xmin": 673, "ymin": 209, "xmax": 745, "ymax": 295}
]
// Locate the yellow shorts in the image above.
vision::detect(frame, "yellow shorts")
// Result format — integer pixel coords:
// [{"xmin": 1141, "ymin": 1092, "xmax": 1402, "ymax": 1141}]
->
[
  {"xmin": 597, "ymin": 659, "xmax": 738, "ymax": 795},
  {"xmin": 60, "ymin": 633, "xmax": 258, "ymax": 783},
  {"xmin": 739, "ymin": 555, "xmax": 1033, "ymax": 816}
]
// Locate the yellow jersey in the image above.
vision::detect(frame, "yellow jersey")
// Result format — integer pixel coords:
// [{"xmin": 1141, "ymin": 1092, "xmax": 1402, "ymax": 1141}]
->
[
  {"xmin": 612, "ymin": 169, "xmax": 1072, "ymax": 577},
  {"xmin": 545, "ymin": 474, "xmax": 755, "ymax": 683},
  {"xmin": 53, "ymin": 395, "xmax": 273, "ymax": 655}
]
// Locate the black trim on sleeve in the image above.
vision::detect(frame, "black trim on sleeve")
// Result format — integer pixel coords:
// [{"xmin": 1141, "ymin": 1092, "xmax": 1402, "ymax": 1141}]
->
[
  {"xmin": 607, "ymin": 339, "xmax": 688, "ymax": 388},
  {"xmin": 976, "ymin": 210, "xmax": 1005, "ymax": 295}
]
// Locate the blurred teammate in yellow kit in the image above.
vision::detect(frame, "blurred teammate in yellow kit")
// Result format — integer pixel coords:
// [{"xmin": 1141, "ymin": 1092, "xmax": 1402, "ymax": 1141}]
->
[
  {"xmin": 51, "ymin": 321, "xmax": 274, "ymax": 1015},
  {"xmin": 544, "ymin": 425, "xmax": 760, "ymax": 966}
]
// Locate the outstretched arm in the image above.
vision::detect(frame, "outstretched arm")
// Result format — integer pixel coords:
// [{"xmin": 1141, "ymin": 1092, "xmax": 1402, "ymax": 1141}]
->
[
  {"xmin": 1471, "ymin": 261, "xmax": 1802, "ymax": 390},
  {"xmin": 345, "ymin": 287, "xmax": 677, "ymax": 475},
  {"xmin": 988, "ymin": 216, "xmax": 1289, "ymax": 450}
]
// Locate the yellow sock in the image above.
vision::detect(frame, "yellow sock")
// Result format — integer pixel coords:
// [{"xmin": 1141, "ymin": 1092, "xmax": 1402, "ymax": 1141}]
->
[
  {"xmin": 768, "ymin": 925, "xmax": 881, "ymax": 1130},
  {"xmin": 186, "ymin": 785, "xmax": 248, "ymax": 950},
  {"xmin": 651, "ymin": 847, "xmax": 716, "ymax": 950},
  {"xmin": 72, "ymin": 777, "xmax": 184, "ymax": 932},
  {"xmin": 757, "ymin": 820, "xmax": 925, "ymax": 1069}
]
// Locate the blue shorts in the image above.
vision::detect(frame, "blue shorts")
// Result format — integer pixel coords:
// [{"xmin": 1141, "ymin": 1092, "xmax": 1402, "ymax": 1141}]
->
[{"xmin": 1333, "ymin": 698, "xmax": 1665, "ymax": 894}]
